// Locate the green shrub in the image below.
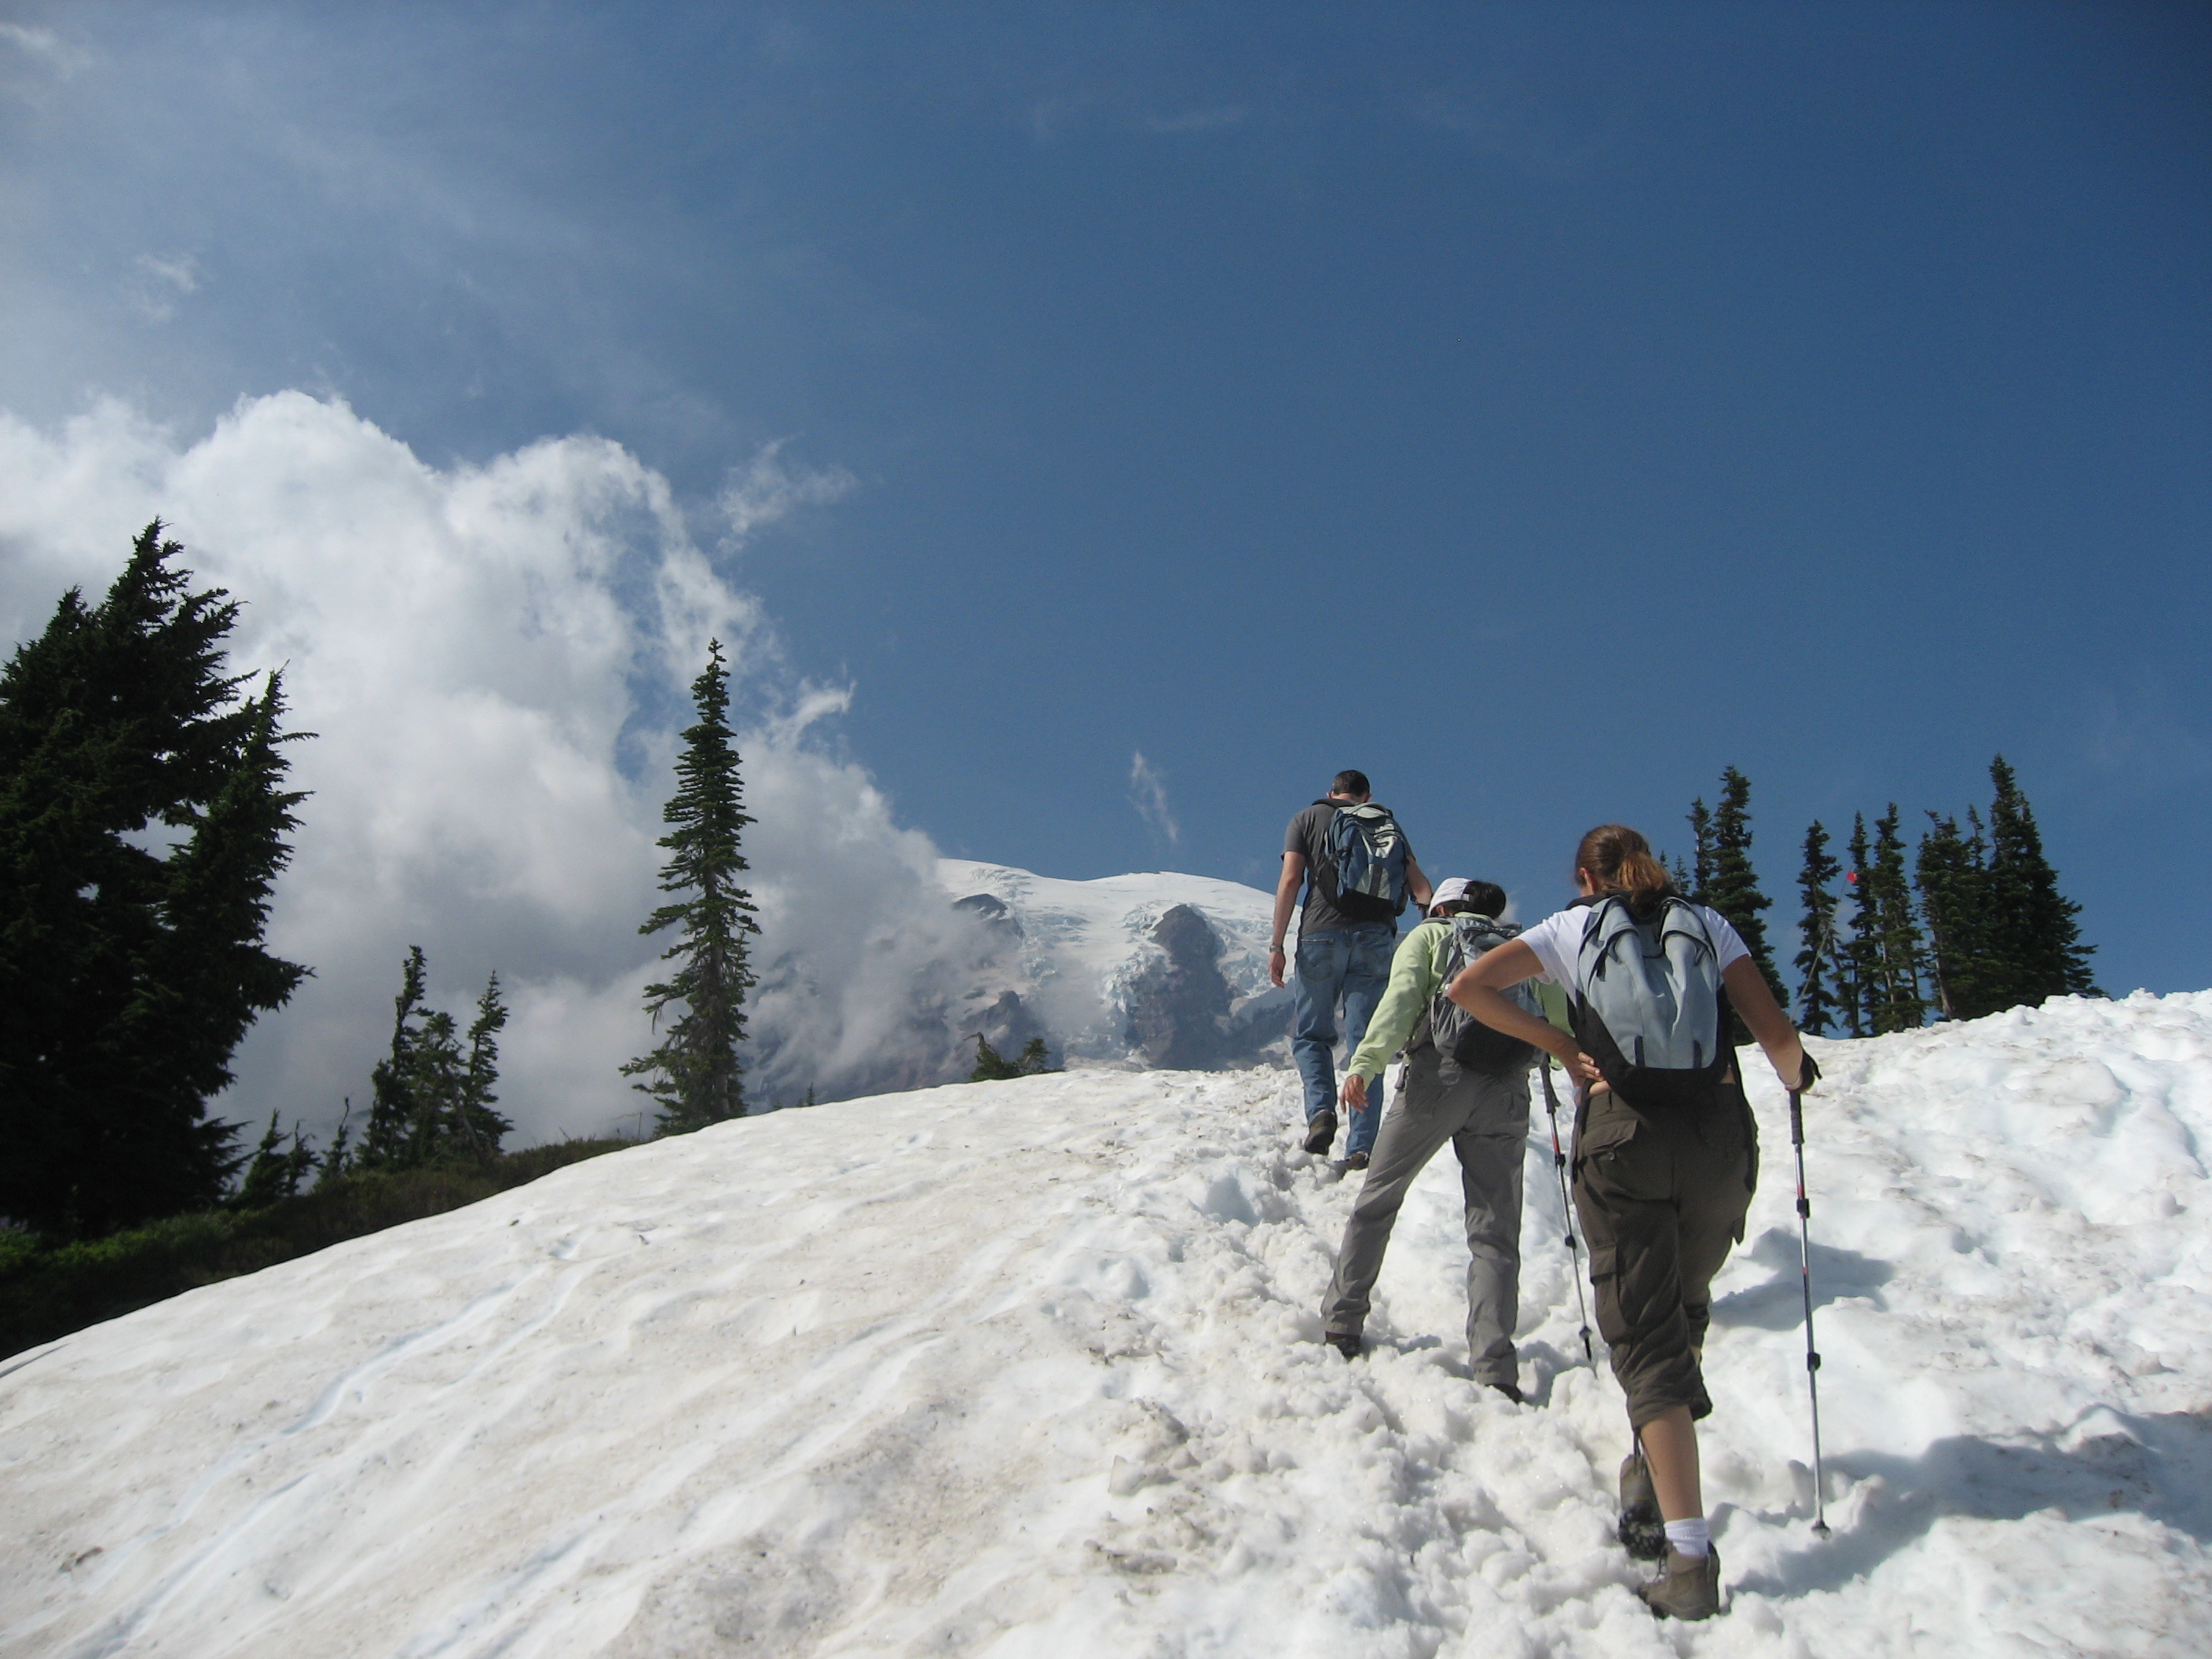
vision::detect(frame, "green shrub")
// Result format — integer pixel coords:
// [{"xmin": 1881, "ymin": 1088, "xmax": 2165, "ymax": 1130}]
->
[{"xmin": 0, "ymin": 1137, "xmax": 635, "ymax": 1361}]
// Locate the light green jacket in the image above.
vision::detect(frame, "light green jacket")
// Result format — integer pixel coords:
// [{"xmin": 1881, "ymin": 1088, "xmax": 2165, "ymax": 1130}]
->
[{"xmin": 1346, "ymin": 917, "xmax": 1572, "ymax": 1083}]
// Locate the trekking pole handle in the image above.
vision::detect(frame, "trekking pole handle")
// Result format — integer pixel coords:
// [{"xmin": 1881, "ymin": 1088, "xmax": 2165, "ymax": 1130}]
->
[{"xmin": 1789, "ymin": 1087, "xmax": 1805, "ymax": 1148}]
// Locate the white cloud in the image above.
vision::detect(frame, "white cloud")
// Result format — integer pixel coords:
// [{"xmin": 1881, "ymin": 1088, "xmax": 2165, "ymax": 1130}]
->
[
  {"xmin": 1129, "ymin": 750, "xmax": 1179, "ymax": 846},
  {"xmin": 126, "ymin": 254, "xmax": 204, "ymax": 324},
  {"xmin": 0, "ymin": 393, "xmax": 983, "ymax": 1148},
  {"xmin": 0, "ymin": 21, "xmax": 88, "ymax": 80},
  {"xmin": 716, "ymin": 440, "xmax": 857, "ymax": 548}
]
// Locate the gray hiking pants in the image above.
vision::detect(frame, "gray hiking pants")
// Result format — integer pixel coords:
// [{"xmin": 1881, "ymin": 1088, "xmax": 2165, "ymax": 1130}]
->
[{"xmin": 1321, "ymin": 1049, "xmax": 1530, "ymax": 1387}]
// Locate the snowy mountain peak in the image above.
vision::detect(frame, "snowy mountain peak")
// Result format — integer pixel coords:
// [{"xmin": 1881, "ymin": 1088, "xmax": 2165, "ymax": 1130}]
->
[{"xmin": 935, "ymin": 858, "xmax": 1291, "ymax": 1072}]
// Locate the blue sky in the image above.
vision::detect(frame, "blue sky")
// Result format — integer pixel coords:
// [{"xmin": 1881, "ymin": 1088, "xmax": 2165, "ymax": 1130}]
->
[{"xmin": 4, "ymin": 2, "xmax": 2208, "ymax": 1003}]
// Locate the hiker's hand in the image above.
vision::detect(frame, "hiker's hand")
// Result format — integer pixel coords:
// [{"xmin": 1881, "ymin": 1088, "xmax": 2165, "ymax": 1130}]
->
[
  {"xmin": 1559, "ymin": 1048, "xmax": 1602, "ymax": 1085},
  {"xmin": 1789, "ymin": 1049, "xmax": 1822, "ymax": 1095},
  {"xmin": 1340, "ymin": 1073, "xmax": 1369, "ymax": 1114},
  {"xmin": 1268, "ymin": 944, "xmax": 1287, "ymax": 988}
]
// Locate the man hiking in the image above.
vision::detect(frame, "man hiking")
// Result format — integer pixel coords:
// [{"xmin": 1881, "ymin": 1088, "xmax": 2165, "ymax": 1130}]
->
[
  {"xmin": 1269, "ymin": 771, "xmax": 1431, "ymax": 1165},
  {"xmin": 1319, "ymin": 879, "xmax": 1555, "ymax": 1402}
]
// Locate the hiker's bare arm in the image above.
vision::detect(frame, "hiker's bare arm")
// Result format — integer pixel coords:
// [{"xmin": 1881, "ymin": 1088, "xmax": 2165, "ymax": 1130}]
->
[
  {"xmin": 1448, "ymin": 942, "xmax": 1600, "ymax": 1084},
  {"xmin": 1721, "ymin": 957, "xmax": 1807, "ymax": 1091},
  {"xmin": 1269, "ymin": 851, "xmax": 1305, "ymax": 988},
  {"xmin": 1404, "ymin": 855, "xmax": 1434, "ymax": 912}
]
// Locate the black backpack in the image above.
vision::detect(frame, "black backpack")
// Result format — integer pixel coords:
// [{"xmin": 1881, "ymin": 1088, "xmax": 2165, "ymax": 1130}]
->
[{"xmin": 1423, "ymin": 915, "xmax": 1543, "ymax": 1075}]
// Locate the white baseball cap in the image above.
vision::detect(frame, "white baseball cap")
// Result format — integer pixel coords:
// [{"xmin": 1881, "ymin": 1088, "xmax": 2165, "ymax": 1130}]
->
[{"xmin": 1428, "ymin": 877, "xmax": 1476, "ymax": 914}]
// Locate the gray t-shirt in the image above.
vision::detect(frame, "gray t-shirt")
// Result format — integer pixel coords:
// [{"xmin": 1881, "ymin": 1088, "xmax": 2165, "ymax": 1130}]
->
[{"xmin": 1285, "ymin": 800, "xmax": 1413, "ymax": 936}]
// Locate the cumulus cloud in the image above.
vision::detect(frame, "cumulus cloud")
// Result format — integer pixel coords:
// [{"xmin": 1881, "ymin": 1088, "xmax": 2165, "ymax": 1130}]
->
[
  {"xmin": 716, "ymin": 440, "xmax": 857, "ymax": 548},
  {"xmin": 1129, "ymin": 751, "xmax": 1178, "ymax": 847},
  {"xmin": 0, "ymin": 393, "xmax": 982, "ymax": 1147}
]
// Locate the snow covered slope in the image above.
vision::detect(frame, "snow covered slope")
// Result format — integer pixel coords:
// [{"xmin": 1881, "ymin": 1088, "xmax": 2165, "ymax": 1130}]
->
[
  {"xmin": 937, "ymin": 859, "xmax": 1290, "ymax": 1071},
  {"xmin": 5, "ymin": 993, "xmax": 2210, "ymax": 1657}
]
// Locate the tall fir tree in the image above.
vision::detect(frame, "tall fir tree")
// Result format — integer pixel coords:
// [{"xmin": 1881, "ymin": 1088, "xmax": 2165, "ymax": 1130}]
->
[
  {"xmin": 1864, "ymin": 805, "xmax": 1929, "ymax": 1032},
  {"xmin": 0, "ymin": 522, "xmax": 309, "ymax": 1236},
  {"xmin": 362, "ymin": 946, "xmax": 430, "ymax": 1168},
  {"xmin": 624, "ymin": 640, "xmax": 760, "ymax": 1133},
  {"xmin": 233, "ymin": 1111, "xmax": 318, "ymax": 1209},
  {"xmin": 1701, "ymin": 767, "xmax": 1789, "ymax": 1010},
  {"xmin": 1685, "ymin": 798, "xmax": 1716, "ymax": 900},
  {"xmin": 458, "ymin": 973, "xmax": 511, "ymax": 1160},
  {"xmin": 1915, "ymin": 808, "xmax": 1994, "ymax": 1020},
  {"xmin": 361, "ymin": 948, "xmax": 512, "ymax": 1169},
  {"xmin": 1840, "ymin": 814, "xmax": 1877, "ymax": 1038},
  {"xmin": 1983, "ymin": 755, "xmax": 2098, "ymax": 1005},
  {"xmin": 1793, "ymin": 820, "xmax": 1844, "ymax": 1036}
]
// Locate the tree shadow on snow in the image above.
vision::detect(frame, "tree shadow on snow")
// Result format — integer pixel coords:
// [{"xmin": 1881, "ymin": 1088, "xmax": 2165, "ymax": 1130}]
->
[
  {"xmin": 1708, "ymin": 1227, "xmax": 1892, "ymax": 1331},
  {"xmin": 1730, "ymin": 1406, "xmax": 2212, "ymax": 1599}
]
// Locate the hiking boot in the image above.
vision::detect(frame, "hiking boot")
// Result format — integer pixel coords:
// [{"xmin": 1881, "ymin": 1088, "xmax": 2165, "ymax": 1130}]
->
[
  {"xmin": 1487, "ymin": 1380, "xmax": 1525, "ymax": 1405},
  {"xmin": 1635, "ymin": 1546, "xmax": 1720, "ymax": 1621},
  {"xmin": 1302, "ymin": 1111, "xmax": 1337, "ymax": 1155},
  {"xmin": 1344, "ymin": 1151, "xmax": 1369, "ymax": 1171},
  {"xmin": 1617, "ymin": 1451, "xmax": 1666, "ymax": 1560},
  {"xmin": 1324, "ymin": 1331, "xmax": 1361, "ymax": 1360}
]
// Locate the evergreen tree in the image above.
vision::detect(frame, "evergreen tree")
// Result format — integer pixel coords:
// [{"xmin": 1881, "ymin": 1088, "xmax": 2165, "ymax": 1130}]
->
[
  {"xmin": 1864, "ymin": 805, "xmax": 1929, "ymax": 1032},
  {"xmin": 969, "ymin": 1034, "xmax": 1058, "ymax": 1081},
  {"xmin": 1793, "ymin": 820, "xmax": 1844, "ymax": 1036},
  {"xmin": 1916, "ymin": 809, "xmax": 1994, "ymax": 1020},
  {"xmin": 624, "ymin": 641, "xmax": 760, "ymax": 1133},
  {"xmin": 0, "ymin": 522, "xmax": 309, "ymax": 1236},
  {"xmin": 1840, "ymin": 815, "xmax": 1877, "ymax": 1038},
  {"xmin": 317, "ymin": 1100, "xmax": 356, "ymax": 1188},
  {"xmin": 1983, "ymin": 756, "xmax": 2098, "ymax": 1005},
  {"xmin": 361, "ymin": 948, "xmax": 511, "ymax": 1169},
  {"xmin": 1685, "ymin": 798, "xmax": 1716, "ymax": 900},
  {"xmin": 969, "ymin": 1035, "xmax": 1022, "ymax": 1081},
  {"xmin": 234, "ymin": 1112, "xmax": 318, "ymax": 1209},
  {"xmin": 457, "ymin": 973, "xmax": 511, "ymax": 1159},
  {"xmin": 1701, "ymin": 767, "xmax": 1789, "ymax": 1012}
]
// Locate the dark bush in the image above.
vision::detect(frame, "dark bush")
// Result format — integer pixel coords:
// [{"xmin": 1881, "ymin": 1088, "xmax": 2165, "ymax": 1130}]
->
[{"xmin": 0, "ymin": 1137, "xmax": 633, "ymax": 1360}]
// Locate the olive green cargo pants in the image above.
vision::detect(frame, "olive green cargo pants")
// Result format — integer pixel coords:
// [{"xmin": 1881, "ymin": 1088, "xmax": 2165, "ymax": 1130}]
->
[{"xmin": 1570, "ymin": 1077, "xmax": 1757, "ymax": 1429}]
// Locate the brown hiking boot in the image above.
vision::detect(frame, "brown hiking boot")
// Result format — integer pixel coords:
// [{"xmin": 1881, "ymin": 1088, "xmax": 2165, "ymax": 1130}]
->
[
  {"xmin": 1616, "ymin": 1452, "xmax": 1665, "ymax": 1560},
  {"xmin": 1635, "ymin": 1547, "xmax": 1721, "ymax": 1621}
]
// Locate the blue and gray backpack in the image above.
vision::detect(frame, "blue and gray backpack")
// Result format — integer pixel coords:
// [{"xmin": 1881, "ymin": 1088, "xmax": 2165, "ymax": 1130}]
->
[
  {"xmin": 1320, "ymin": 802, "xmax": 1409, "ymax": 924},
  {"xmin": 1569, "ymin": 894, "xmax": 1733, "ymax": 1109}
]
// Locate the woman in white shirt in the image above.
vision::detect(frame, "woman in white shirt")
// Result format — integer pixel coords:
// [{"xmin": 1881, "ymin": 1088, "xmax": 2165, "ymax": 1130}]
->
[{"xmin": 1446, "ymin": 824, "xmax": 1811, "ymax": 1622}]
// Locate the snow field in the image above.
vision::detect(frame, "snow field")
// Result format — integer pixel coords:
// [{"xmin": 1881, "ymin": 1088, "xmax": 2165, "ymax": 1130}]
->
[{"xmin": 2, "ymin": 992, "xmax": 2209, "ymax": 1657}]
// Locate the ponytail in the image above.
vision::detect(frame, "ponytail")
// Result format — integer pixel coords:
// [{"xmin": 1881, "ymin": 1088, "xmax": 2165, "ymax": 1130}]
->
[{"xmin": 1575, "ymin": 824, "xmax": 1672, "ymax": 917}]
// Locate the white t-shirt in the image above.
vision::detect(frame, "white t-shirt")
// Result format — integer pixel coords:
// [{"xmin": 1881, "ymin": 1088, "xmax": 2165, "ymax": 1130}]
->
[{"xmin": 1518, "ymin": 900, "xmax": 1750, "ymax": 1009}]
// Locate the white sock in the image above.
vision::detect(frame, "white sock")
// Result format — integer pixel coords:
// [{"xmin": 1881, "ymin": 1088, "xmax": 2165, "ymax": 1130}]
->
[{"xmin": 1664, "ymin": 1518, "xmax": 1711, "ymax": 1558}]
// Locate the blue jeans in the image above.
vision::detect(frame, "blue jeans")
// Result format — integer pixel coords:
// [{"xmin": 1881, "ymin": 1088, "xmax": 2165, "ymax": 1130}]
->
[{"xmin": 1292, "ymin": 925, "xmax": 1397, "ymax": 1158}]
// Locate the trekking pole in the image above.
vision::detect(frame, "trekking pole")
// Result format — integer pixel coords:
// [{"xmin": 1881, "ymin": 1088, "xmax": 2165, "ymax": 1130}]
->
[
  {"xmin": 1539, "ymin": 1063, "xmax": 1595, "ymax": 1364},
  {"xmin": 1790, "ymin": 1084, "xmax": 1831, "ymax": 1536}
]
